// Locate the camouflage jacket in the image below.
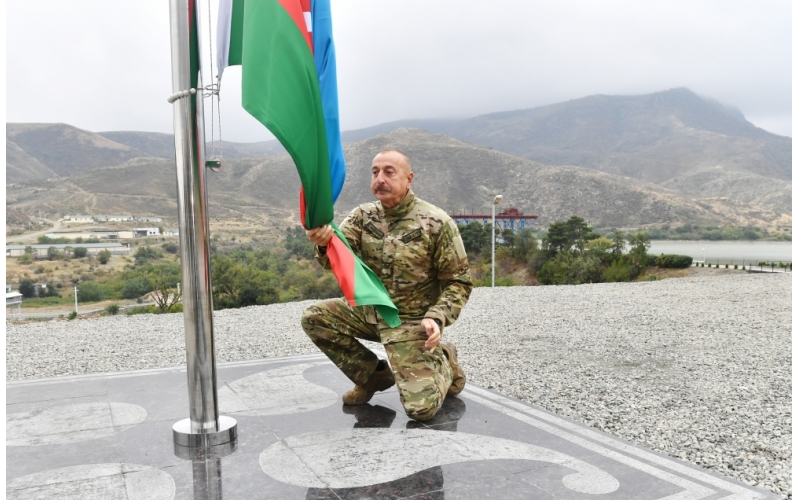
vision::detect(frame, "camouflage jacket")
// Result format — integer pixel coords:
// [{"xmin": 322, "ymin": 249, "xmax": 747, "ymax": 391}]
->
[{"xmin": 315, "ymin": 190, "xmax": 473, "ymax": 328}]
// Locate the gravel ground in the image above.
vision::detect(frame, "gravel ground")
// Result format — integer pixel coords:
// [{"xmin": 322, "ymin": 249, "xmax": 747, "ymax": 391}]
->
[{"xmin": 7, "ymin": 273, "xmax": 791, "ymax": 498}]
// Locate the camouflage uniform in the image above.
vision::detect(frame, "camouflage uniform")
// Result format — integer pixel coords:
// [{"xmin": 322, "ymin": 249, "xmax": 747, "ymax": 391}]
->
[{"xmin": 301, "ymin": 190, "xmax": 473, "ymax": 421}]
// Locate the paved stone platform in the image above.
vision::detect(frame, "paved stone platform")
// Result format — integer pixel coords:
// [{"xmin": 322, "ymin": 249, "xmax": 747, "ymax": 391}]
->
[{"xmin": 6, "ymin": 353, "xmax": 778, "ymax": 499}]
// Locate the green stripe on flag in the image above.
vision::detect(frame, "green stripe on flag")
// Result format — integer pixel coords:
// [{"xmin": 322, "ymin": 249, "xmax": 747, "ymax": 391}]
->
[
  {"xmin": 331, "ymin": 223, "xmax": 401, "ymax": 327},
  {"xmin": 228, "ymin": 0, "xmax": 244, "ymax": 66},
  {"xmin": 241, "ymin": 0, "xmax": 333, "ymax": 230}
]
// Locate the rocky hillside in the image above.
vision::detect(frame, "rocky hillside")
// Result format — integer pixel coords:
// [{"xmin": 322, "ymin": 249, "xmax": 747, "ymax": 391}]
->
[
  {"xmin": 340, "ymin": 88, "xmax": 792, "ymax": 213},
  {"xmin": 6, "ymin": 88, "xmax": 791, "ymax": 229},
  {"xmin": 7, "ymin": 128, "xmax": 785, "ymax": 230}
]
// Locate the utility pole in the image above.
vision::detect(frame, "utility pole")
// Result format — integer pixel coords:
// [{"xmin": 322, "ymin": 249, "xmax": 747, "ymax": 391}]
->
[
  {"xmin": 74, "ymin": 287, "xmax": 79, "ymax": 314},
  {"xmin": 491, "ymin": 195, "xmax": 503, "ymax": 287}
]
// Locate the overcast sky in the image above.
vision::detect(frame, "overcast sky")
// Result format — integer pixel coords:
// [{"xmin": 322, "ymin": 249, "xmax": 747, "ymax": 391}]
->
[{"xmin": 6, "ymin": 0, "xmax": 792, "ymax": 142}]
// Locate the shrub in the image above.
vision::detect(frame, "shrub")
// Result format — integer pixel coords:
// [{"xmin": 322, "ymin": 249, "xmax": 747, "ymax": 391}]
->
[
  {"xmin": 604, "ymin": 260, "xmax": 630, "ymax": 283},
  {"xmin": 715, "ymin": 264, "xmax": 719, "ymax": 268},
  {"xmin": 654, "ymin": 254, "xmax": 693, "ymax": 269},
  {"xmin": 97, "ymin": 250, "xmax": 112, "ymax": 265},
  {"xmin": 162, "ymin": 242, "xmax": 179, "ymax": 254},
  {"xmin": 537, "ymin": 252, "xmax": 602, "ymax": 285},
  {"xmin": 121, "ymin": 277, "xmax": 152, "ymax": 299},
  {"xmin": 18, "ymin": 278, "xmax": 37, "ymax": 298},
  {"xmin": 47, "ymin": 246, "xmax": 61, "ymax": 260},
  {"xmin": 734, "ymin": 264, "xmax": 738, "ymax": 269},
  {"xmin": 725, "ymin": 264, "xmax": 728, "ymax": 269},
  {"xmin": 73, "ymin": 247, "xmax": 88, "ymax": 258},
  {"xmin": 67, "ymin": 311, "xmax": 78, "ymax": 320},
  {"xmin": 18, "ymin": 253, "xmax": 33, "ymax": 264},
  {"xmin": 695, "ymin": 262, "xmax": 698, "ymax": 267},
  {"xmin": 126, "ymin": 306, "xmax": 154, "ymax": 315},
  {"xmin": 77, "ymin": 281, "xmax": 104, "ymax": 302},
  {"xmin": 105, "ymin": 304, "xmax": 120, "ymax": 315}
]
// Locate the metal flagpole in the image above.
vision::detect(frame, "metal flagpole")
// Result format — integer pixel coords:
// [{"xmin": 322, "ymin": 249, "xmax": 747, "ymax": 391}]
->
[{"xmin": 169, "ymin": 0, "xmax": 236, "ymax": 448}]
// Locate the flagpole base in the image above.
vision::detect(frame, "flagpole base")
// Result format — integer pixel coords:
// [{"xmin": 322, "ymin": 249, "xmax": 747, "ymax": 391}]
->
[{"xmin": 173, "ymin": 416, "xmax": 238, "ymax": 448}]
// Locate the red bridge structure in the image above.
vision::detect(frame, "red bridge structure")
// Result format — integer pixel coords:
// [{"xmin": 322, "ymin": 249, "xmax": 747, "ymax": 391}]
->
[{"xmin": 450, "ymin": 207, "xmax": 538, "ymax": 233}]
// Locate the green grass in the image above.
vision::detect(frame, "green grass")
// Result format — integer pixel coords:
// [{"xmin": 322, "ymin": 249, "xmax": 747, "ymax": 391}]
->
[{"xmin": 21, "ymin": 296, "xmax": 73, "ymax": 308}]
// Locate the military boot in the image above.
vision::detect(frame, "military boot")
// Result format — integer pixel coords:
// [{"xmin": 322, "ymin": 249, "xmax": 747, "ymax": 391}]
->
[
  {"xmin": 441, "ymin": 342, "xmax": 466, "ymax": 396},
  {"xmin": 342, "ymin": 360, "xmax": 396, "ymax": 406}
]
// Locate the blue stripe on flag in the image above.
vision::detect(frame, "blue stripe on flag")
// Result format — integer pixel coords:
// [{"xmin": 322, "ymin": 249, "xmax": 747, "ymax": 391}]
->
[{"xmin": 311, "ymin": 0, "xmax": 346, "ymax": 203}]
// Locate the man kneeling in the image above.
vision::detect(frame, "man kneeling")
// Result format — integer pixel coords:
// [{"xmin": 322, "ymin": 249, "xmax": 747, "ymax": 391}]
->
[{"xmin": 302, "ymin": 148, "xmax": 472, "ymax": 421}]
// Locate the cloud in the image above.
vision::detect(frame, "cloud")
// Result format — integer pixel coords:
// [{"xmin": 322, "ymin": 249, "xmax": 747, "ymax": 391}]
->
[{"xmin": 6, "ymin": 0, "xmax": 791, "ymax": 141}]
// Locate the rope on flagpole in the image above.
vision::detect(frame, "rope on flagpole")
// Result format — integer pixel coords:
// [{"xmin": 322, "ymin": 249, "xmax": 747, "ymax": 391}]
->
[
  {"xmin": 167, "ymin": 88, "xmax": 197, "ymax": 103},
  {"xmin": 204, "ymin": 0, "xmax": 223, "ymax": 168}
]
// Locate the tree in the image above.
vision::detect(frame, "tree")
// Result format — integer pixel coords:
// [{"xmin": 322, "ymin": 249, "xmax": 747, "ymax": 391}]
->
[
  {"xmin": 73, "ymin": 247, "xmax": 88, "ymax": 258},
  {"xmin": 459, "ymin": 222, "xmax": 491, "ymax": 255},
  {"xmin": 150, "ymin": 272, "xmax": 181, "ymax": 312},
  {"xmin": 542, "ymin": 216, "xmax": 599, "ymax": 257},
  {"xmin": 97, "ymin": 249, "xmax": 112, "ymax": 264},
  {"xmin": 501, "ymin": 228, "xmax": 516, "ymax": 249},
  {"xmin": 77, "ymin": 282, "xmax": 104, "ymax": 302},
  {"xmin": 610, "ymin": 230, "xmax": 625, "ymax": 259},
  {"xmin": 47, "ymin": 246, "xmax": 61, "ymax": 261},
  {"xmin": 284, "ymin": 226, "xmax": 314, "ymax": 259},
  {"xmin": 536, "ymin": 251, "xmax": 602, "ymax": 285},
  {"xmin": 162, "ymin": 242, "xmax": 179, "ymax": 254},
  {"xmin": 18, "ymin": 253, "xmax": 33, "ymax": 264},
  {"xmin": 134, "ymin": 246, "xmax": 162, "ymax": 265},
  {"xmin": 627, "ymin": 231, "xmax": 651, "ymax": 276},
  {"xmin": 211, "ymin": 256, "xmax": 246, "ymax": 306},
  {"xmin": 512, "ymin": 228, "xmax": 538, "ymax": 262},
  {"xmin": 586, "ymin": 237, "xmax": 614, "ymax": 265},
  {"xmin": 18, "ymin": 278, "xmax": 37, "ymax": 298},
  {"xmin": 121, "ymin": 277, "xmax": 152, "ymax": 299}
]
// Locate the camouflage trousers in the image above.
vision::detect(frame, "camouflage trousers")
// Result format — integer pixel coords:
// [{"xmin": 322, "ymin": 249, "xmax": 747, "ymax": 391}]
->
[{"xmin": 301, "ymin": 298, "xmax": 453, "ymax": 422}]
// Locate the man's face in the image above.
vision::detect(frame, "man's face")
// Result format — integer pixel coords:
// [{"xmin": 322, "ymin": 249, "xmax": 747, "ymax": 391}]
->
[{"xmin": 371, "ymin": 151, "xmax": 414, "ymax": 208}]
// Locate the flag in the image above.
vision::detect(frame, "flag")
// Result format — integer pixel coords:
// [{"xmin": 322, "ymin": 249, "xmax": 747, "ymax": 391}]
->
[{"xmin": 217, "ymin": 0, "xmax": 401, "ymax": 327}]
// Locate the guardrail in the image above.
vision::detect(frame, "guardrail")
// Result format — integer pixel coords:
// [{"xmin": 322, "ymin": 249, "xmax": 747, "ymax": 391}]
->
[{"xmin": 692, "ymin": 260, "xmax": 792, "ymax": 272}]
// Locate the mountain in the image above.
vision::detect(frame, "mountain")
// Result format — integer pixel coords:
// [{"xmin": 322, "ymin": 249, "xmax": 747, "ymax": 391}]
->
[
  {"xmin": 6, "ymin": 88, "xmax": 791, "ymax": 229},
  {"xmin": 441, "ymin": 88, "xmax": 791, "ymax": 182},
  {"xmin": 335, "ymin": 128, "xmax": 757, "ymax": 228},
  {"xmin": 340, "ymin": 89, "xmax": 791, "ymax": 212},
  {"xmin": 97, "ymin": 131, "xmax": 286, "ymax": 159},
  {"xmin": 6, "ymin": 139, "xmax": 58, "ymax": 183},
  {"xmin": 8, "ymin": 128, "xmax": 782, "ymax": 231},
  {"xmin": 6, "ymin": 123, "xmax": 151, "ymax": 179}
]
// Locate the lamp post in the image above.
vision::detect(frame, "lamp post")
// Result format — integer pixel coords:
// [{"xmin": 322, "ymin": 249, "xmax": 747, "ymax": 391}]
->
[
  {"xmin": 491, "ymin": 195, "xmax": 503, "ymax": 287},
  {"xmin": 702, "ymin": 248, "xmax": 706, "ymax": 264}
]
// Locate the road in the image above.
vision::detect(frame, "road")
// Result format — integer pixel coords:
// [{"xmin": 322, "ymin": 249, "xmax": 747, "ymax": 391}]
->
[
  {"xmin": 8, "ymin": 302, "xmax": 156, "ymax": 321},
  {"xmin": 6, "ymin": 219, "xmax": 63, "ymax": 243}
]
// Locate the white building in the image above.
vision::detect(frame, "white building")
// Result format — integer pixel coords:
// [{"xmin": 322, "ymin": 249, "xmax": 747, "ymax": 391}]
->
[
  {"xmin": 134, "ymin": 228, "xmax": 161, "ymax": 237},
  {"xmin": 136, "ymin": 216, "xmax": 163, "ymax": 223},
  {"xmin": 6, "ymin": 242, "xmax": 131, "ymax": 258},
  {"xmin": 95, "ymin": 215, "xmax": 134, "ymax": 222},
  {"xmin": 63, "ymin": 215, "xmax": 93, "ymax": 223},
  {"xmin": 6, "ymin": 291, "xmax": 23, "ymax": 317}
]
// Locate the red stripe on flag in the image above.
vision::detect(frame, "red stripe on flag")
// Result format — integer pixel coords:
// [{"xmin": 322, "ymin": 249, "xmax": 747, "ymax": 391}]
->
[
  {"xmin": 326, "ymin": 237, "xmax": 357, "ymax": 305},
  {"xmin": 276, "ymin": 0, "xmax": 313, "ymax": 52},
  {"xmin": 299, "ymin": 187, "xmax": 307, "ymax": 229}
]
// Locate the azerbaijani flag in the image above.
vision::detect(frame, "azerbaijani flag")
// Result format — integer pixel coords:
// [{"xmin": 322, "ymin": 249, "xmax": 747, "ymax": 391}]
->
[{"xmin": 217, "ymin": 0, "xmax": 400, "ymax": 327}]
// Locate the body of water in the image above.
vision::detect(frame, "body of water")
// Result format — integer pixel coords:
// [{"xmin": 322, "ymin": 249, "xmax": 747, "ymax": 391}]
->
[{"xmin": 647, "ymin": 240, "xmax": 792, "ymax": 263}]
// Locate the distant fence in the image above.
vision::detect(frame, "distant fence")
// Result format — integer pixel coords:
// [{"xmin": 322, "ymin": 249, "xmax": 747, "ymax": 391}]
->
[{"xmin": 692, "ymin": 259, "xmax": 792, "ymax": 273}]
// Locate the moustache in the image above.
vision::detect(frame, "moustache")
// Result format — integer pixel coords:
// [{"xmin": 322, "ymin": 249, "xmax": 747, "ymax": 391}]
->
[{"xmin": 374, "ymin": 185, "xmax": 391, "ymax": 193}]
